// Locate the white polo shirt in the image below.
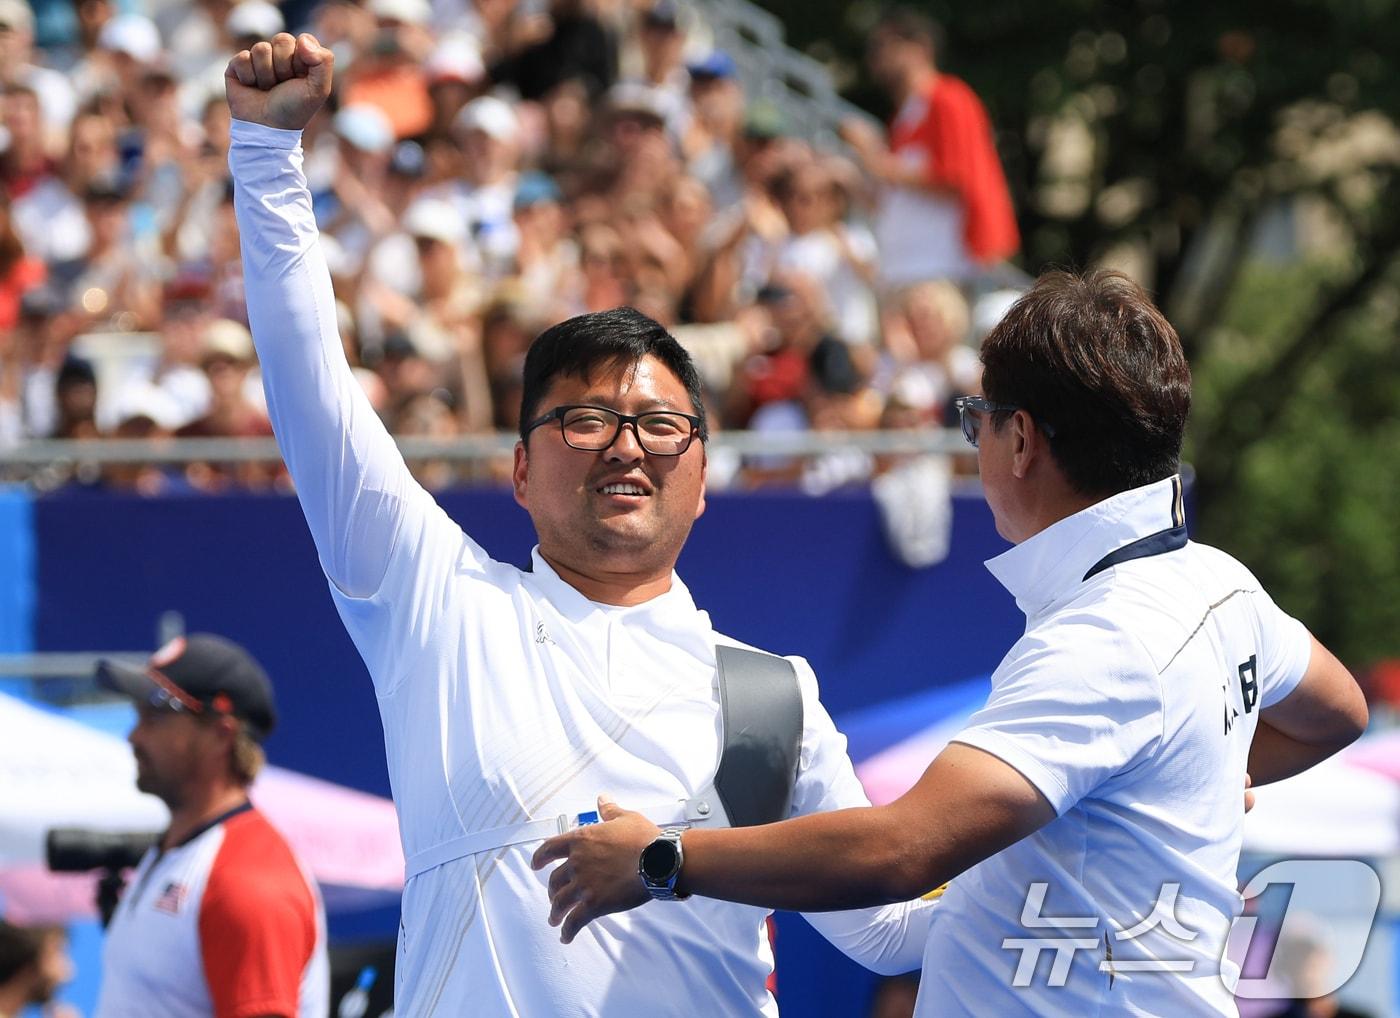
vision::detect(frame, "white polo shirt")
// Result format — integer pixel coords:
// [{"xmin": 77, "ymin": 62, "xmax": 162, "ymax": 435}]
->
[
  {"xmin": 914, "ymin": 476, "xmax": 1312, "ymax": 1016},
  {"xmin": 230, "ymin": 120, "xmax": 934, "ymax": 1017}
]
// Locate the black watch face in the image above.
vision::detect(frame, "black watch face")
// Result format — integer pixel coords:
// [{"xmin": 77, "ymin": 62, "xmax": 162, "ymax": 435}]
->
[{"xmin": 640, "ymin": 839, "xmax": 679, "ymax": 881}]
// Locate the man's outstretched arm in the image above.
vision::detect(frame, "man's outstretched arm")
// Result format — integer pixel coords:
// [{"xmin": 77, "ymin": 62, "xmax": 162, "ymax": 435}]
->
[
  {"xmin": 227, "ymin": 34, "xmax": 439, "ymax": 601},
  {"xmin": 532, "ymin": 743, "xmax": 1056, "ymax": 944}
]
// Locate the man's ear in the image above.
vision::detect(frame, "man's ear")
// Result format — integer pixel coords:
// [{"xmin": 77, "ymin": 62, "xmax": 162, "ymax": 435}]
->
[
  {"xmin": 512, "ymin": 440, "xmax": 528, "ymax": 509},
  {"xmin": 1010, "ymin": 410, "xmax": 1038, "ymax": 480},
  {"xmin": 210, "ymin": 712, "xmax": 239, "ymax": 748},
  {"xmin": 694, "ymin": 445, "xmax": 708, "ymax": 521}
]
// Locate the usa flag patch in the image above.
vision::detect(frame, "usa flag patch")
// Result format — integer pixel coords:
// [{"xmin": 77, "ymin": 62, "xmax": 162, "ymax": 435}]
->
[{"xmin": 154, "ymin": 882, "xmax": 187, "ymax": 914}]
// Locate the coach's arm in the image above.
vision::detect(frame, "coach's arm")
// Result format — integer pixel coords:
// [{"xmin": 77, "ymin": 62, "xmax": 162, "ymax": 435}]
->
[
  {"xmin": 1247, "ymin": 635, "xmax": 1368, "ymax": 787},
  {"xmin": 532, "ymin": 742, "xmax": 1055, "ymax": 943}
]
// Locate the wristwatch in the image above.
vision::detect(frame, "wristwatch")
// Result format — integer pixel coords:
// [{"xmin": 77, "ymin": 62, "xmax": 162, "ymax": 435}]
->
[{"xmin": 639, "ymin": 827, "xmax": 690, "ymax": 901}]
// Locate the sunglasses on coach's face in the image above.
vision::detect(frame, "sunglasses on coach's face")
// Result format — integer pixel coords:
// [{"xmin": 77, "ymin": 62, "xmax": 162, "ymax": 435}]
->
[{"xmin": 953, "ymin": 396, "xmax": 1057, "ymax": 448}]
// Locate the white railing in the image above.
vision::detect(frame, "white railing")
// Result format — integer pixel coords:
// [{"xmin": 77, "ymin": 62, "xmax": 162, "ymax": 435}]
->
[{"xmin": 1, "ymin": 429, "xmax": 973, "ymax": 467}]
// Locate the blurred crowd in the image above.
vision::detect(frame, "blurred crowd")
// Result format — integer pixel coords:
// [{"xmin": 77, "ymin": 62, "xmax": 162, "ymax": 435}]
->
[{"xmin": 0, "ymin": 0, "xmax": 1023, "ymax": 494}]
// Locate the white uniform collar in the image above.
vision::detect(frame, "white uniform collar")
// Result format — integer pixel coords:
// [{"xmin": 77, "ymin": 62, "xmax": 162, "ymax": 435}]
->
[
  {"xmin": 984, "ymin": 475, "xmax": 1185, "ymax": 618},
  {"xmin": 527, "ymin": 546, "xmax": 714, "ymax": 658}
]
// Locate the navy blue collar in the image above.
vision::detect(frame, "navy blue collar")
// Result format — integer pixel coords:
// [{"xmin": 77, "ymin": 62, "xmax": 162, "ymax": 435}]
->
[
  {"xmin": 1083, "ymin": 475, "xmax": 1187, "ymax": 581},
  {"xmin": 986, "ymin": 475, "xmax": 1188, "ymax": 619}
]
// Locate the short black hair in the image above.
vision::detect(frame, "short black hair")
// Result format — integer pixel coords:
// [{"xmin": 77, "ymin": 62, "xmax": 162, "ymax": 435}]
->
[
  {"xmin": 518, "ymin": 306, "xmax": 709, "ymax": 442},
  {"xmin": 979, "ymin": 269, "xmax": 1191, "ymax": 498}
]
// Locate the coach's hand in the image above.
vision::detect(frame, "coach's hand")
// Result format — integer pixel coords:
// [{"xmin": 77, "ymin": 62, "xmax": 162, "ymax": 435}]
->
[
  {"xmin": 226, "ymin": 32, "xmax": 333, "ymax": 131},
  {"xmin": 531, "ymin": 796, "xmax": 658, "ymax": 944}
]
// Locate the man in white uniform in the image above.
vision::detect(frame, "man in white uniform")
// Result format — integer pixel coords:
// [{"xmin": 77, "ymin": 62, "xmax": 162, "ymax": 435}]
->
[
  {"xmin": 538, "ymin": 269, "xmax": 1371, "ymax": 1016},
  {"xmin": 224, "ymin": 33, "xmax": 933, "ymax": 1016}
]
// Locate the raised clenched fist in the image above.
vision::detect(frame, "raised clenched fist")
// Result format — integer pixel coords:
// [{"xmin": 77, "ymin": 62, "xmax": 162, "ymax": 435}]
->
[{"xmin": 225, "ymin": 32, "xmax": 335, "ymax": 132}]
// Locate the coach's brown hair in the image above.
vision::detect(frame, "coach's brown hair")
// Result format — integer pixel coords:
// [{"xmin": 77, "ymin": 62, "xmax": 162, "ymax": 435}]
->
[{"xmin": 979, "ymin": 269, "xmax": 1191, "ymax": 497}]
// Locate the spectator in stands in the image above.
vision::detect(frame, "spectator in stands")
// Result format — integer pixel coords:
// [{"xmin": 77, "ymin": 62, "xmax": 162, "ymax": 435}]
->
[
  {"xmin": 576, "ymin": 221, "xmax": 629, "ymax": 312},
  {"xmin": 130, "ymin": 66, "xmax": 192, "ymax": 225},
  {"xmin": 101, "ymin": 403, "xmax": 195, "ymax": 495},
  {"xmin": 0, "ymin": 921, "xmax": 74, "ymax": 1018},
  {"xmin": 536, "ymin": 75, "xmax": 595, "ymax": 197},
  {"xmin": 10, "ymin": 107, "xmax": 119, "ymax": 267},
  {"xmin": 371, "ymin": 331, "xmax": 437, "ymax": 412},
  {"xmin": 616, "ymin": 196, "xmax": 688, "ymax": 303},
  {"xmin": 177, "ymin": 319, "xmax": 269, "ymax": 441},
  {"xmin": 177, "ymin": 318, "xmax": 277, "ymax": 489},
  {"xmin": 511, "ymin": 170, "xmax": 581, "ymax": 320},
  {"xmin": 728, "ymin": 273, "xmax": 851, "ymax": 430},
  {"xmin": 119, "ymin": 278, "xmax": 218, "ymax": 430},
  {"xmin": 57, "ymin": 175, "xmax": 161, "ymax": 335},
  {"xmin": 683, "ymin": 50, "xmax": 745, "ymax": 210},
  {"xmin": 0, "ymin": 87, "xmax": 52, "ymax": 200},
  {"xmin": 95, "ymin": 13, "xmax": 164, "ymax": 111},
  {"xmin": 394, "ymin": 389, "xmax": 464, "ymax": 489},
  {"xmin": 151, "ymin": 0, "xmax": 218, "ymax": 82},
  {"xmin": 658, "ymin": 174, "xmax": 712, "ymax": 317},
  {"xmin": 0, "ymin": 288, "xmax": 63, "ymax": 444},
  {"xmin": 624, "ymin": 0, "xmax": 689, "ymax": 140},
  {"xmin": 596, "ymin": 83, "xmax": 680, "ymax": 209},
  {"xmin": 365, "ymin": 197, "xmax": 486, "ymax": 374},
  {"xmin": 424, "ymin": 33, "xmax": 488, "ymax": 135},
  {"xmin": 0, "ymin": 0, "xmax": 76, "ymax": 146},
  {"xmin": 687, "ymin": 109, "xmax": 804, "ymax": 322},
  {"xmin": 321, "ymin": 103, "xmax": 398, "ymax": 268},
  {"xmin": 772, "ymin": 158, "xmax": 879, "ymax": 350},
  {"xmin": 163, "ymin": 99, "xmax": 236, "ymax": 267},
  {"xmin": 357, "ymin": 140, "xmax": 437, "ymax": 336},
  {"xmin": 842, "ymin": 7, "xmax": 1019, "ymax": 291},
  {"xmin": 52, "ymin": 0, "xmax": 117, "ymax": 104},
  {"xmin": 203, "ymin": 184, "xmax": 250, "ymax": 323},
  {"xmin": 883, "ymin": 279, "xmax": 980, "ymax": 427},
  {"xmin": 479, "ymin": 291, "xmax": 538, "ymax": 431},
  {"xmin": 52, "ymin": 354, "xmax": 99, "ymax": 440},
  {"xmin": 444, "ymin": 95, "xmax": 522, "ymax": 277},
  {"xmin": 492, "ymin": 0, "xmax": 618, "ymax": 102},
  {"xmin": 0, "ymin": 194, "xmax": 45, "ymax": 333},
  {"xmin": 342, "ymin": 0, "xmax": 436, "ymax": 139}
]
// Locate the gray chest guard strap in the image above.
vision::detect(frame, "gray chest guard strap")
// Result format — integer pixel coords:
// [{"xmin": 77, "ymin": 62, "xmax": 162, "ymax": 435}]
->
[{"xmin": 712, "ymin": 645, "xmax": 803, "ymax": 828}]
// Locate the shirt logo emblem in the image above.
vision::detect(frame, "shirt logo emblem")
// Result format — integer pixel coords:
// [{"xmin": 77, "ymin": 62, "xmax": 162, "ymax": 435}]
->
[
  {"xmin": 154, "ymin": 881, "xmax": 188, "ymax": 914},
  {"xmin": 534, "ymin": 620, "xmax": 554, "ymax": 646}
]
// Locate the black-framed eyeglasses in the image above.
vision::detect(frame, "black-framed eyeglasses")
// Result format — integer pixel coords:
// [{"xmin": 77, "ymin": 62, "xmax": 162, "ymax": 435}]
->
[
  {"xmin": 953, "ymin": 396, "xmax": 1056, "ymax": 448},
  {"xmin": 524, "ymin": 404, "xmax": 702, "ymax": 456}
]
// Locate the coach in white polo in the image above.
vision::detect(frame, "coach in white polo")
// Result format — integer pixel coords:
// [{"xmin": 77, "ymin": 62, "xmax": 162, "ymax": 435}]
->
[
  {"xmin": 225, "ymin": 33, "xmax": 933, "ymax": 1016},
  {"xmin": 537, "ymin": 270, "xmax": 1371, "ymax": 1016}
]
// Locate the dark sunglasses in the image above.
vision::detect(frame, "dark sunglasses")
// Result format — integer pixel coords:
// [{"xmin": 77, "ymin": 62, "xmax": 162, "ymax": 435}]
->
[{"xmin": 953, "ymin": 396, "xmax": 1056, "ymax": 448}]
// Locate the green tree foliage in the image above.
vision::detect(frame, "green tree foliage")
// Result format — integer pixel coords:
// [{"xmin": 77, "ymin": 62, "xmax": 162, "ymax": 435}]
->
[{"xmin": 760, "ymin": 0, "xmax": 1400, "ymax": 667}]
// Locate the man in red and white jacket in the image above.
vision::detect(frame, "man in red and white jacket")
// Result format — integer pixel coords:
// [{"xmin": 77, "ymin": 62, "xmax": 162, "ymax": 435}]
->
[
  {"xmin": 94, "ymin": 634, "xmax": 329, "ymax": 1018},
  {"xmin": 843, "ymin": 7, "xmax": 1020, "ymax": 291}
]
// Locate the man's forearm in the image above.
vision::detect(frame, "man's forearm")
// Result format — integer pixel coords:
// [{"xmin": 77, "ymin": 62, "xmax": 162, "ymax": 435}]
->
[
  {"xmin": 679, "ymin": 804, "xmax": 928, "ymax": 912},
  {"xmin": 1247, "ymin": 718, "xmax": 1355, "ymax": 786}
]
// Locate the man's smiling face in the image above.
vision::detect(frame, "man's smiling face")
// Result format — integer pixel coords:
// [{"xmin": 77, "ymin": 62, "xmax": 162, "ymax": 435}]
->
[{"xmin": 513, "ymin": 354, "xmax": 707, "ymax": 587}]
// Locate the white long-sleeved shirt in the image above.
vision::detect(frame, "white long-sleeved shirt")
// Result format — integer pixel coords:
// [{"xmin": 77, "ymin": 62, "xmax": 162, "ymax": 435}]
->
[{"xmin": 230, "ymin": 119, "xmax": 934, "ymax": 1017}]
